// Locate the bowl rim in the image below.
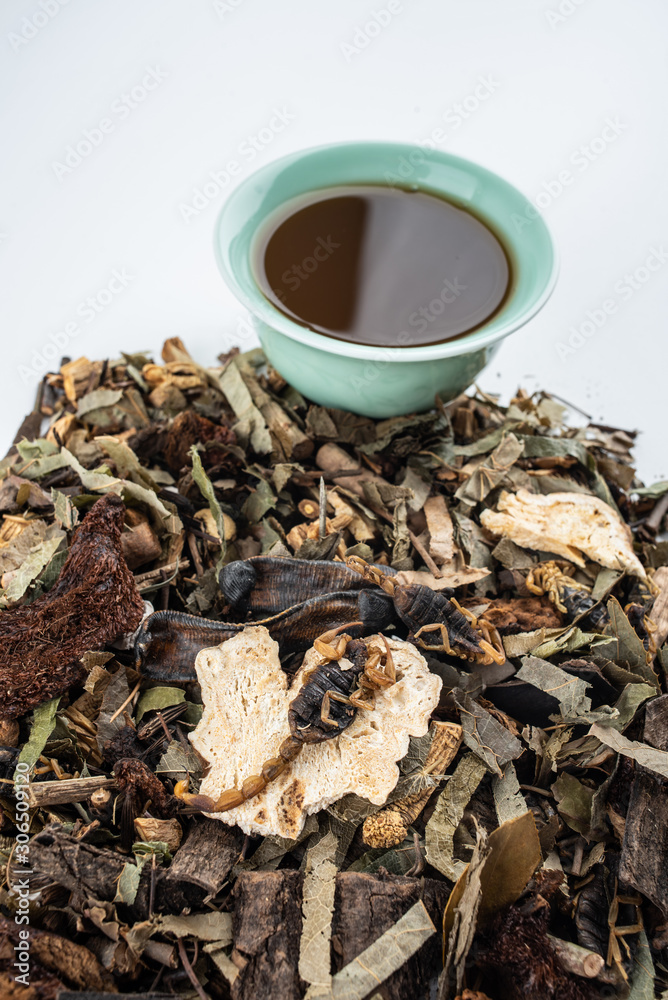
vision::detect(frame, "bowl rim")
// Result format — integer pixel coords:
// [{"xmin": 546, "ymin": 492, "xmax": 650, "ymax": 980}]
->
[{"xmin": 213, "ymin": 140, "xmax": 559, "ymax": 362}]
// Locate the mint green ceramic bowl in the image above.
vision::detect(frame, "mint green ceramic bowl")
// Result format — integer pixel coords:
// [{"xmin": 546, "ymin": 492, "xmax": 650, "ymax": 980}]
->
[{"xmin": 214, "ymin": 142, "xmax": 557, "ymax": 417}]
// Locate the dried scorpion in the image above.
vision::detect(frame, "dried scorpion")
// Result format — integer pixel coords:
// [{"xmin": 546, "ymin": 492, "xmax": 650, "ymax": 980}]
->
[
  {"xmin": 526, "ymin": 560, "xmax": 658, "ymax": 661},
  {"xmin": 177, "ymin": 624, "xmax": 397, "ymax": 812},
  {"xmin": 526, "ymin": 560, "xmax": 609, "ymax": 629},
  {"xmin": 346, "ymin": 556, "xmax": 506, "ymax": 665}
]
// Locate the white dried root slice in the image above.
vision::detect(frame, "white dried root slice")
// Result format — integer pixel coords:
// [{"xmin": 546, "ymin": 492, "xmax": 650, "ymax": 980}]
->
[
  {"xmin": 480, "ymin": 489, "xmax": 646, "ymax": 578},
  {"xmin": 189, "ymin": 626, "xmax": 442, "ymax": 839}
]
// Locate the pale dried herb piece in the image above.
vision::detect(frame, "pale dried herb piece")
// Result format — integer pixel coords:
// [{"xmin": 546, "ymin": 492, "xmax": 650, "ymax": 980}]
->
[
  {"xmin": 453, "ymin": 690, "xmax": 523, "ymax": 775},
  {"xmin": 298, "ymin": 830, "xmax": 338, "ymax": 995},
  {"xmin": 331, "ymin": 899, "xmax": 435, "ymax": 1000},
  {"xmin": 425, "ymin": 753, "xmax": 488, "ymax": 880}
]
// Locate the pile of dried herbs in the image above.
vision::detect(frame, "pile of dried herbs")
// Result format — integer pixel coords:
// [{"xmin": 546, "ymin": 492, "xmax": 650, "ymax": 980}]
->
[{"xmin": 1, "ymin": 337, "xmax": 667, "ymax": 1000}]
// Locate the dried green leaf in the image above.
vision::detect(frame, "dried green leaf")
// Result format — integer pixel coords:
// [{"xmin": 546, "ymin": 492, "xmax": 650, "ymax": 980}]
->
[
  {"xmin": 240, "ymin": 815, "xmax": 319, "ymax": 873},
  {"xmin": 330, "ymin": 900, "xmax": 435, "ymax": 1000},
  {"xmin": 451, "ymin": 510, "xmax": 493, "ymax": 573},
  {"xmin": 0, "ymin": 531, "xmax": 64, "ymax": 605},
  {"xmin": 441, "ymin": 824, "xmax": 490, "ymax": 998},
  {"xmin": 591, "ymin": 567, "xmax": 623, "ymax": 602},
  {"xmin": 28, "ymin": 545, "xmax": 68, "ymax": 602},
  {"xmin": 589, "ymin": 724, "xmax": 668, "ymax": 778},
  {"xmin": 348, "ymin": 835, "xmax": 420, "ymax": 876},
  {"xmin": 445, "ymin": 811, "xmax": 542, "ymax": 954},
  {"xmin": 306, "ymin": 406, "xmax": 339, "ymax": 439},
  {"xmin": 135, "ymin": 686, "xmax": 185, "ymax": 723},
  {"xmin": 114, "ymin": 856, "xmax": 147, "ymax": 905},
  {"xmin": 189, "ymin": 445, "xmax": 227, "ymax": 566},
  {"xmin": 402, "ymin": 466, "xmax": 432, "ymax": 513},
  {"xmin": 551, "ymin": 772, "xmax": 594, "ymax": 836},
  {"xmin": 609, "ymin": 683, "xmax": 656, "ymax": 731},
  {"xmin": 517, "ymin": 656, "xmax": 592, "ymax": 719},
  {"xmin": 96, "ymin": 436, "xmax": 158, "ymax": 490},
  {"xmin": 327, "ymin": 794, "xmax": 379, "ymax": 826},
  {"xmin": 156, "ymin": 739, "xmax": 203, "ymax": 781},
  {"xmin": 132, "ymin": 840, "xmax": 172, "ymax": 860},
  {"xmin": 502, "ymin": 627, "xmax": 563, "ymax": 658},
  {"xmin": 328, "ymin": 408, "xmax": 376, "ymax": 446},
  {"xmin": 453, "ymin": 691, "xmax": 523, "ymax": 776},
  {"xmin": 455, "ymin": 433, "xmax": 524, "ymax": 503},
  {"xmin": 627, "ymin": 929, "xmax": 655, "ymax": 999},
  {"xmin": 15, "ymin": 697, "xmax": 59, "ymax": 776},
  {"xmin": 491, "ymin": 537, "xmax": 536, "ymax": 570},
  {"xmin": 96, "ymin": 668, "xmax": 130, "ymax": 753},
  {"xmin": 218, "ymin": 362, "xmax": 272, "ymax": 454},
  {"xmin": 299, "ymin": 831, "xmax": 338, "ymax": 993},
  {"xmin": 359, "ymin": 413, "xmax": 439, "ymax": 455},
  {"xmin": 242, "ymin": 477, "xmax": 277, "ymax": 523},
  {"xmin": 425, "ymin": 754, "xmax": 487, "ymax": 880},
  {"xmin": 15, "ymin": 438, "xmax": 59, "ymax": 462},
  {"xmin": 76, "ymin": 388, "xmax": 124, "ymax": 418},
  {"xmin": 51, "ymin": 489, "xmax": 79, "ymax": 530},
  {"xmin": 633, "ymin": 481, "xmax": 668, "ymax": 499},
  {"xmin": 517, "ymin": 434, "xmax": 617, "ymax": 507},
  {"xmin": 607, "ymin": 596, "xmax": 658, "ymax": 686},
  {"xmin": 272, "ymin": 462, "xmax": 303, "ymax": 493},
  {"xmin": 452, "ymin": 426, "xmax": 506, "ymax": 457},
  {"xmin": 530, "ymin": 626, "xmax": 606, "ymax": 659},
  {"xmin": 391, "ymin": 498, "xmax": 411, "ymax": 569},
  {"xmin": 492, "ymin": 762, "xmax": 528, "ymax": 824}
]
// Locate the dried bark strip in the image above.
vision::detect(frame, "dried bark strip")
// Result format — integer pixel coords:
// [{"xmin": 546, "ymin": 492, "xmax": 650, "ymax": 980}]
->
[
  {"xmin": 331, "ymin": 873, "xmax": 448, "ymax": 1000},
  {"xmin": 164, "ymin": 817, "xmax": 242, "ymax": 898},
  {"xmin": 0, "ymin": 916, "xmax": 114, "ymax": 993},
  {"xmin": 619, "ymin": 700, "xmax": 668, "ymax": 917},
  {"xmin": 231, "ymin": 871, "xmax": 305, "ymax": 1000},
  {"xmin": 27, "ymin": 775, "xmax": 116, "ymax": 808}
]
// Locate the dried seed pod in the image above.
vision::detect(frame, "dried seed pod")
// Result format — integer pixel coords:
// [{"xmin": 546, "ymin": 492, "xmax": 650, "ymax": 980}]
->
[
  {"xmin": 362, "ymin": 722, "xmax": 462, "ymax": 849},
  {"xmin": 0, "ymin": 495, "xmax": 145, "ymax": 720}
]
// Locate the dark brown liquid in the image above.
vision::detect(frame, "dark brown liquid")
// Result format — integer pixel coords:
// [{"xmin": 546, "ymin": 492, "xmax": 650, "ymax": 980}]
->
[{"xmin": 253, "ymin": 185, "xmax": 511, "ymax": 348}]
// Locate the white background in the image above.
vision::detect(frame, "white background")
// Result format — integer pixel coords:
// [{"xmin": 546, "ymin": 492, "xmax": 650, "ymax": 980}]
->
[{"xmin": 2, "ymin": 0, "xmax": 667, "ymax": 483}]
